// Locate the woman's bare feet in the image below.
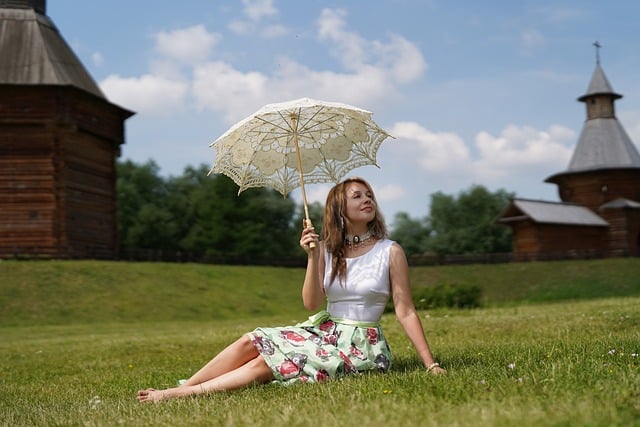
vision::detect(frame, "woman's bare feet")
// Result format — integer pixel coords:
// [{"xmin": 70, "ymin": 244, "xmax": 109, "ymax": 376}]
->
[{"xmin": 136, "ymin": 387, "xmax": 183, "ymax": 402}]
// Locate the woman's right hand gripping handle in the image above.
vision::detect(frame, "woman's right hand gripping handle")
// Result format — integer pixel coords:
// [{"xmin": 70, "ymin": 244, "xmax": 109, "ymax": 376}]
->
[{"xmin": 300, "ymin": 219, "xmax": 319, "ymax": 256}]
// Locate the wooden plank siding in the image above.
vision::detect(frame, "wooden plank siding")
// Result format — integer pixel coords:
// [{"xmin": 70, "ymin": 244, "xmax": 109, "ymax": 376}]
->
[
  {"xmin": 510, "ymin": 220, "xmax": 608, "ymax": 261},
  {"xmin": 600, "ymin": 208, "xmax": 640, "ymax": 257},
  {"xmin": 511, "ymin": 221, "xmax": 541, "ymax": 254},
  {"xmin": 513, "ymin": 222, "xmax": 607, "ymax": 261},
  {"xmin": 0, "ymin": 133, "xmax": 57, "ymax": 249},
  {"xmin": 507, "ymin": 168, "xmax": 640, "ymax": 261},
  {"xmin": 0, "ymin": 85, "xmax": 133, "ymax": 259},
  {"xmin": 63, "ymin": 134, "xmax": 119, "ymax": 253},
  {"xmin": 555, "ymin": 170, "xmax": 640, "ymax": 211}
]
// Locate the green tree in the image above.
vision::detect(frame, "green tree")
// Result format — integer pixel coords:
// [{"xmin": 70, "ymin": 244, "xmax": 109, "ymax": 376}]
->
[
  {"xmin": 164, "ymin": 164, "xmax": 299, "ymax": 257},
  {"xmin": 229, "ymin": 186, "xmax": 298, "ymax": 258},
  {"xmin": 117, "ymin": 160, "xmax": 300, "ymax": 258},
  {"xmin": 165, "ymin": 164, "xmax": 217, "ymax": 253},
  {"xmin": 426, "ymin": 185, "xmax": 514, "ymax": 254},
  {"xmin": 117, "ymin": 160, "xmax": 177, "ymax": 249},
  {"xmin": 389, "ymin": 212, "xmax": 430, "ymax": 257},
  {"xmin": 291, "ymin": 201, "xmax": 324, "ymax": 236}
]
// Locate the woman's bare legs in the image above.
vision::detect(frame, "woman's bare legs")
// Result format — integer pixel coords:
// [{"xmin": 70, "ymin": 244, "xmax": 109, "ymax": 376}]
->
[
  {"xmin": 182, "ymin": 335, "xmax": 260, "ymax": 386},
  {"xmin": 137, "ymin": 335, "xmax": 275, "ymax": 402}
]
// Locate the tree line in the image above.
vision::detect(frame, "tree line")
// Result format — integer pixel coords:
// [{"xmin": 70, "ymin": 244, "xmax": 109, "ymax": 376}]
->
[{"xmin": 117, "ymin": 160, "xmax": 514, "ymax": 259}]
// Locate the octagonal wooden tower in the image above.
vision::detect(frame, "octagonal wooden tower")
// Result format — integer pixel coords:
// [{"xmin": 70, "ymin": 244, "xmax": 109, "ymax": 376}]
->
[
  {"xmin": 0, "ymin": 0, "xmax": 134, "ymax": 258},
  {"xmin": 499, "ymin": 52, "xmax": 640, "ymax": 260}
]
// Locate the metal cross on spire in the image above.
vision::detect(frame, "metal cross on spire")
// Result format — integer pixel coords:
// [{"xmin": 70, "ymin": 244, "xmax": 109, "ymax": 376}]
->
[{"xmin": 593, "ymin": 41, "xmax": 601, "ymax": 64}]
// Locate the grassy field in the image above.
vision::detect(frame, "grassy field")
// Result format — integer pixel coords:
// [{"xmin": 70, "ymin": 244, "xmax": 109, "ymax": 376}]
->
[{"xmin": 1, "ymin": 258, "xmax": 639, "ymax": 426}]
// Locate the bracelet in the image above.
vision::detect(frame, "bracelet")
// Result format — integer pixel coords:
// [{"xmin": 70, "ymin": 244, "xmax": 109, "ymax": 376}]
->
[{"xmin": 427, "ymin": 362, "xmax": 440, "ymax": 371}]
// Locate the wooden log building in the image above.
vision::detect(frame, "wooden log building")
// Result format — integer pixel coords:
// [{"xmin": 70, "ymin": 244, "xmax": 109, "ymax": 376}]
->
[
  {"xmin": 498, "ymin": 50, "xmax": 640, "ymax": 261},
  {"xmin": 0, "ymin": 0, "xmax": 134, "ymax": 259}
]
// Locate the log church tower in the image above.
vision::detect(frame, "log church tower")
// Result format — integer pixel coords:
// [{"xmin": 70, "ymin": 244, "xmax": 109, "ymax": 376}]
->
[
  {"xmin": 545, "ymin": 46, "xmax": 640, "ymax": 210},
  {"xmin": 499, "ymin": 45, "xmax": 640, "ymax": 259},
  {"xmin": 0, "ymin": 0, "xmax": 134, "ymax": 258}
]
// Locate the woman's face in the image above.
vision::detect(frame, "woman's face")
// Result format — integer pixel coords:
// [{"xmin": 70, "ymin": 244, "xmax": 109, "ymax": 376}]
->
[{"xmin": 343, "ymin": 181, "xmax": 376, "ymax": 227}]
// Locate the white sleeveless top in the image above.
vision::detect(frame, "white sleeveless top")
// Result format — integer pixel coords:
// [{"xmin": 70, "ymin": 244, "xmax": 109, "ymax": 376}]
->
[{"xmin": 323, "ymin": 239, "xmax": 394, "ymax": 323}]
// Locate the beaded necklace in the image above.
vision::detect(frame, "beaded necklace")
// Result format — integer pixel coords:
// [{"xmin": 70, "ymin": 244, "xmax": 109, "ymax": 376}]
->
[{"xmin": 345, "ymin": 230, "xmax": 374, "ymax": 248}]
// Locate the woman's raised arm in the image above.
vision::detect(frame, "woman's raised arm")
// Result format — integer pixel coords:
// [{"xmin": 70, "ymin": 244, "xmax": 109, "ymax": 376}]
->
[{"xmin": 300, "ymin": 222, "xmax": 325, "ymax": 311}]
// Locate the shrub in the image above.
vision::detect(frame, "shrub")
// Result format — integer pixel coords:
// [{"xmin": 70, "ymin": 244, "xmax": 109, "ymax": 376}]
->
[
  {"xmin": 417, "ymin": 283, "xmax": 482, "ymax": 309},
  {"xmin": 385, "ymin": 283, "xmax": 482, "ymax": 313}
]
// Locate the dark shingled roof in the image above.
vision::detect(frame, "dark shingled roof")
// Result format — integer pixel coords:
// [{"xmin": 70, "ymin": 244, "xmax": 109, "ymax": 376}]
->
[
  {"xmin": 0, "ymin": 1, "xmax": 105, "ymax": 98},
  {"xmin": 497, "ymin": 198, "xmax": 608, "ymax": 227},
  {"xmin": 567, "ymin": 118, "xmax": 640, "ymax": 172},
  {"xmin": 578, "ymin": 62, "xmax": 622, "ymax": 101}
]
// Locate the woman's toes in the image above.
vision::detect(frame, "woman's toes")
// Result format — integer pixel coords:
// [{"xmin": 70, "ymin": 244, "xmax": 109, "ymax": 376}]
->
[{"xmin": 136, "ymin": 388, "xmax": 155, "ymax": 401}]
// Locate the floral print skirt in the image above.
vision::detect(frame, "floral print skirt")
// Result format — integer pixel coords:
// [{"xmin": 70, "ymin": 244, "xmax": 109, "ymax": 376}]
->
[{"xmin": 247, "ymin": 311, "xmax": 392, "ymax": 384}]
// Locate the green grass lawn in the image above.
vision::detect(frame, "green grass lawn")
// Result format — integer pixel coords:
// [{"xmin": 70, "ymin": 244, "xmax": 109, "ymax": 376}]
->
[{"xmin": 1, "ymin": 259, "xmax": 639, "ymax": 426}]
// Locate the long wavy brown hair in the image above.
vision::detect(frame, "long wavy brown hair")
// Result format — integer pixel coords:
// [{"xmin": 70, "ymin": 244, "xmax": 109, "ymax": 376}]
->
[{"xmin": 322, "ymin": 177, "xmax": 387, "ymax": 285}]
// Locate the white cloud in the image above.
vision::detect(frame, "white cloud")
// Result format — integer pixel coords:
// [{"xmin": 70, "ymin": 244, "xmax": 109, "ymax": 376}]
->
[
  {"xmin": 272, "ymin": 58, "xmax": 393, "ymax": 105},
  {"xmin": 388, "ymin": 121, "xmax": 576, "ymax": 196},
  {"xmin": 100, "ymin": 74, "xmax": 189, "ymax": 116},
  {"xmin": 147, "ymin": 59, "xmax": 185, "ymax": 81},
  {"xmin": 192, "ymin": 55, "xmax": 398, "ymax": 125},
  {"xmin": 373, "ymin": 34, "xmax": 427, "ymax": 84},
  {"xmin": 192, "ymin": 62, "xmax": 270, "ymax": 122},
  {"xmin": 474, "ymin": 124, "xmax": 574, "ymax": 180},
  {"xmin": 154, "ymin": 25, "xmax": 219, "ymax": 64},
  {"xmin": 99, "ymin": 7, "xmax": 423, "ymax": 127},
  {"xmin": 229, "ymin": 0, "xmax": 278, "ymax": 35},
  {"xmin": 390, "ymin": 121, "xmax": 471, "ymax": 173},
  {"xmin": 317, "ymin": 9, "xmax": 366, "ymax": 70},
  {"xmin": 242, "ymin": 0, "xmax": 277, "ymax": 21},
  {"xmin": 185, "ymin": 7, "xmax": 425, "ymax": 116},
  {"xmin": 316, "ymin": 8, "xmax": 426, "ymax": 82}
]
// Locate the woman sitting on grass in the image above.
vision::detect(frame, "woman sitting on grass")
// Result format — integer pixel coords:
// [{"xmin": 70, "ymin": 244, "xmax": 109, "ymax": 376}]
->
[{"xmin": 137, "ymin": 177, "xmax": 444, "ymax": 402}]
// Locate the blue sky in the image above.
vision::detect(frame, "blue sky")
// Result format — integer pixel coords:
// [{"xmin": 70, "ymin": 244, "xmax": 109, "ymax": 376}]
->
[{"xmin": 47, "ymin": 0, "xmax": 640, "ymax": 223}]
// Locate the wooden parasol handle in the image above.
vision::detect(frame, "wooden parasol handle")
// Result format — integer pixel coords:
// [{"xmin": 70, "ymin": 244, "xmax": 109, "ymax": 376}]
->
[{"xmin": 291, "ymin": 113, "xmax": 316, "ymax": 249}]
